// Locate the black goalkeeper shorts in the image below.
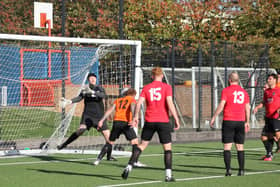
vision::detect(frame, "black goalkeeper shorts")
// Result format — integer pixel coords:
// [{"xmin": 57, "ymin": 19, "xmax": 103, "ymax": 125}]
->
[{"xmin": 80, "ymin": 113, "xmax": 108, "ymax": 131}]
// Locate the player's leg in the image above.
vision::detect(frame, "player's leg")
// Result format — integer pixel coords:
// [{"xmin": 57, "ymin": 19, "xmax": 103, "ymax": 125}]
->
[
  {"xmin": 273, "ymin": 119, "xmax": 280, "ymax": 153},
  {"xmin": 125, "ymin": 127, "xmax": 146, "ymax": 167},
  {"xmin": 158, "ymin": 123, "xmax": 175, "ymax": 182},
  {"xmin": 223, "ymin": 143, "xmax": 233, "ymax": 176},
  {"xmin": 93, "ymin": 141, "xmax": 114, "ymax": 165},
  {"xmin": 234, "ymin": 121, "xmax": 245, "ymax": 176},
  {"xmin": 222, "ymin": 121, "xmax": 235, "ymax": 176},
  {"xmin": 122, "ymin": 123, "xmax": 154, "ymax": 179},
  {"xmin": 96, "ymin": 119, "xmax": 116, "ymax": 161},
  {"xmin": 101, "ymin": 129, "xmax": 116, "ymax": 160},
  {"xmin": 57, "ymin": 114, "xmax": 90, "ymax": 150},
  {"xmin": 57, "ymin": 125, "xmax": 87, "ymax": 150},
  {"xmin": 262, "ymin": 118, "xmax": 274, "ymax": 160},
  {"xmin": 274, "ymin": 132, "xmax": 280, "ymax": 153}
]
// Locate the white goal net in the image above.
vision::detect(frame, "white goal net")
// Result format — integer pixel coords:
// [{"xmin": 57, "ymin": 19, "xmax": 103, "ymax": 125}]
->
[{"xmin": 0, "ymin": 34, "xmax": 141, "ymax": 156}]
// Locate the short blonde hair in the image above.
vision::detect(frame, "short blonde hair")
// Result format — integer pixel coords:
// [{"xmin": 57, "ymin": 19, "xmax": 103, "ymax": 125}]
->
[{"xmin": 151, "ymin": 67, "xmax": 163, "ymax": 77}]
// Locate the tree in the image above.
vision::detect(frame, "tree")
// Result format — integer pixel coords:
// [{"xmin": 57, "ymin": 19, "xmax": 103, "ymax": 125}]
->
[{"xmin": 234, "ymin": 0, "xmax": 280, "ymax": 66}]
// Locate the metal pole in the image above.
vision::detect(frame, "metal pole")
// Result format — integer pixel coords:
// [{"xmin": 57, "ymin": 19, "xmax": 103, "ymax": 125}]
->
[
  {"xmin": 171, "ymin": 39, "xmax": 175, "ymax": 101},
  {"xmin": 119, "ymin": 0, "xmax": 124, "ymax": 94},
  {"xmin": 197, "ymin": 46, "xmax": 202, "ymax": 132},
  {"xmin": 224, "ymin": 42, "xmax": 228, "ymax": 86},
  {"xmin": 171, "ymin": 39, "xmax": 176, "ymax": 129},
  {"xmin": 61, "ymin": 0, "xmax": 66, "ymax": 120},
  {"xmin": 210, "ymin": 41, "xmax": 215, "ymax": 119}
]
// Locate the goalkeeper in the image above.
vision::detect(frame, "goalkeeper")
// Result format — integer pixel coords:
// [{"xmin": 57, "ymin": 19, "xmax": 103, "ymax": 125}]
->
[
  {"xmin": 93, "ymin": 88, "xmax": 145, "ymax": 167},
  {"xmin": 57, "ymin": 73, "xmax": 115, "ymax": 161}
]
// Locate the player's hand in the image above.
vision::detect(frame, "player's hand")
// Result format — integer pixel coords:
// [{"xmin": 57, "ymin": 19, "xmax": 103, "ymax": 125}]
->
[
  {"xmin": 253, "ymin": 107, "xmax": 258, "ymax": 114},
  {"xmin": 174, "ymin": 119, "xmax": 180, "ymax": 131},
  {"xmin": 97, "ymin": 121, "xmax": 103, "ymax": 130},
  {"xmin": 82, "ymin": 86, "xmax": 96, "ymax": 96},
  {"xmin": 210, "ymin": 118, "xmax": 215, "ymax": 128},
  {"xmin": 59, "ymin": 97, "xmax": 72, "ymax": 108},
  {"xmin": 129, "ymin": 118, "xmax": 138, "ymax": 128},
  {"xmin": 245, "ymin": 122, "xmax": 250, "ymax": 133}
]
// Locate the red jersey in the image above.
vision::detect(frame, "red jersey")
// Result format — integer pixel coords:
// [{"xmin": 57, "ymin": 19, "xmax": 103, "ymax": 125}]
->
[
  {"xmin": 263, "ymin": 87, "xmax": 280, "ymax": 119},
  {"xmin": 113, "ymin": 96, "xmax": 136, "ymax": 122},
  {"xmin": 140, "ymin": 81, "xmax": 172, "ymax": 122},
  {"xmin": 221, "ymin": 85, "xmax": 249, "ymax": 121}
]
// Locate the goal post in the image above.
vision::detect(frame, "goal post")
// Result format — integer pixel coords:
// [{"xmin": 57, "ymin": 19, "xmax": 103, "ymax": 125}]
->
[{"xmin": 0, "ymin": 33, "xmax": 141, "ymax": 156}]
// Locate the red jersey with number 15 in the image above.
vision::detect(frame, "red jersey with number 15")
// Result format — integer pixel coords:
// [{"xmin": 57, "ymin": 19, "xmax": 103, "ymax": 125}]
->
[
  {"xmin": 221, "ymin": 85, "xmax": 249, "ymax": 121},
  {"xmin": 263, "ymin": 87, "xmax": 280, "ymax": 119},
  {"xmin": 140, "ymin": 81, "xmax": 172, "ymax": 122}
]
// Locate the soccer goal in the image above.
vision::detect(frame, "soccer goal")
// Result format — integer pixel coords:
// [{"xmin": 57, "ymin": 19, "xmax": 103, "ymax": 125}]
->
[
  {"xmin": 0, "ymin": 34, "xmax": 141, "ymax": 156},
  {"xmin": 141, "ymin": 66, "xmax": 273, "ymax": 130}
]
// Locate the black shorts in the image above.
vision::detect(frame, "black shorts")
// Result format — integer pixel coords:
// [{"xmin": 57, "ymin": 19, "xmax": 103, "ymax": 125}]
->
[
  {"xmin": 222, "ymin": 120, "xmax": 245, "ymax": 144},
  {"xmin": 109, "ymin": 121, "xmax": 137, "ymax": 141},
  {"xmin": 261, "ymin": 117, "xmax": 280, "ymax": 136},
  {"xmin": 141, "ymin": 122, "xmax": 172, "ymax": 144},
  {"xmin": 80, "ymin": 114, "xmax": 108, "ymax": 131}
]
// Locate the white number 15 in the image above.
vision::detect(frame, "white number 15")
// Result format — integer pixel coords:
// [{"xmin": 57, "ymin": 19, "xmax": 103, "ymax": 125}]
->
[{"xmin": 149, "ymin": 88, "xmax": 162, "ymax": 101}]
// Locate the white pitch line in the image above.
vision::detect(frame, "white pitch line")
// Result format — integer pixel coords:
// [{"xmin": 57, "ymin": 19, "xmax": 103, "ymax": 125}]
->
[
  {"xmin": 0, "ymin": 147, "xmax": 264, "ymax": 166},
  {"xmin": 98, "ymin": 169, "xmax": 280, "ymax": 187}
]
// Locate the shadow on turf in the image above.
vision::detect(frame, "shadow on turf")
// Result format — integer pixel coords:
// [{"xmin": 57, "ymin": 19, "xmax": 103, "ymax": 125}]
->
[
  {"xmin": 29, "ymin": 155, "xmax": 92, "ymax": 166},
  {"xmin": 28, "ymin": 168, "xmax": 154, "ymax": 181},
  {"xmin": 111, "ymin": 163, "xmax": 224, "ymax": 176}
]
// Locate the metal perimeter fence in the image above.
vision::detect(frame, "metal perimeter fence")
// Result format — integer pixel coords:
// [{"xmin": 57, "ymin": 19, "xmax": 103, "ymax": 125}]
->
[{"xmin": 139, "ymin": 40, "xmax": 271, "ymax": 130}]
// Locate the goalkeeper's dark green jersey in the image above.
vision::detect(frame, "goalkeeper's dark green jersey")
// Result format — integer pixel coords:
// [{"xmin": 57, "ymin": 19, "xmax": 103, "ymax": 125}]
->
[{"xmin": 71, "ymin": 85, "xmax": 106, "ymax": 118}]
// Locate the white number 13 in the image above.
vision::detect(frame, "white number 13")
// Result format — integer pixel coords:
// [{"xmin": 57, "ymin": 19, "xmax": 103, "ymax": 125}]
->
[
  {"xmin": 233, "ymin": 91, "xmax": 244, "ymax": 104},
  {"xmin": 149, "ymin": 88, "xmax": 162, "ymax": 101}
]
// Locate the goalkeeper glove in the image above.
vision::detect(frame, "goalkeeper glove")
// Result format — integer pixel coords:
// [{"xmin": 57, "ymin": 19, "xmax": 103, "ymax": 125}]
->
[
  {"xmin": 59, "ymin": 97, "xmax": 72, "ymax": 108},
  {"xmin": 82, "ymin": 86, "xmax": 96, "ymax": 97}
]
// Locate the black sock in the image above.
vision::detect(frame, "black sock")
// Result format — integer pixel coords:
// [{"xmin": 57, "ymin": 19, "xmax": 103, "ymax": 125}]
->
[
  {"xmin": 263, "ymin": 140, "xmax": 273, "ymax": 156},
  {"xmin": 128, "ymin": 146, "xmax": 142, "ymax": 166},
  {"xmin": 98, "ymin": 143, "xmax": 110, "ymax": 160},
  {"xmin": 224, "ymin": 150, "xmax": 231, "ymax": 171},
  {"xmin": 106, "ymin": 144, "xmax": 113, "ymax": 160},
  {"xmin": 132, "ymin": 144, "xmax": 139, "ymax": 163},
  {"xmin": 62, "ymin": 132, "xmax": 79, "ymax": 147},
  {"xmin": 268, "ymin": 139, "xmax": 274, "ymax": 155},
  {"xmin": 164, "ymin": 150, "xmax": 172, "ymax": 169},
  {"xmin": 237, "ymin": 151, "xmax": 245, "ymax": 170}
]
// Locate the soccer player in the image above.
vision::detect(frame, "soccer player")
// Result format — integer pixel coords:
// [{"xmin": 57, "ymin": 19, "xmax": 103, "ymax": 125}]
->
[
  {"xmin": 253, "ymin": 73, "xmax": 280, "ymax": 160},
  {"xmin": 93, "ymin": 88, "xmax": 145, "ymax": 167},
  {"xmin": 210, "ymin": 71, "xmax": 250, "ymax": 176},
  {"xmin": 57, "ymin": 73, "xmax": 115, "ymax": 161},
  {"xmin": 121, "ymin": 67, "xmax": 180, "ymax": 182}
]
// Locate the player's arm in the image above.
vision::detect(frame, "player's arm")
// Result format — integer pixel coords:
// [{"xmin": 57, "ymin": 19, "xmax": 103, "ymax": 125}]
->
[
  {"xmin": 210, "ymin": 100, "xmax": 226, "ymax": 128},
  {"xmin": 95, "ymin": 86, "xmax": 106, "ymax": 99},
  {"xmin": 245, "ymin": 103, "xmax": 250, "ymax": 133},
  {"xmin": 253, "ymin": 102, "xmax": 263, "ymax": 114},
  {"xmin": 166, "ymin": 96, "xmax": 180, "ymax": 130},
  {"xmin": 98, "ymin": 105, "xmax": 116, "ymax": 130},
  {"xmin": 59, "ymin": 94, "xmax": 83, "ymax": 108},
  {"xmin": 128, "ymin": 102, "xmax": 136, "ymax": 127},
  {"xmin": 131, "ymin": 97, "xmax": 145, "ymax": 127}
]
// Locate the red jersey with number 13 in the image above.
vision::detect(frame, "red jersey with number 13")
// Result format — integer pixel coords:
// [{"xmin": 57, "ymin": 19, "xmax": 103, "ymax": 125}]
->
[
  {"xmin": 221, "ymin": 85, "xmax": 249, "ymax": 121},
  {"xmin": 140, "ymin": 81, "xmax": 172, "ymax": 122}
]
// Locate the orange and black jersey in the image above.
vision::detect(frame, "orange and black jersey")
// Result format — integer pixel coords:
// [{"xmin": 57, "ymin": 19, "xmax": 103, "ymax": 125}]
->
[{"xmin": 113, "ymin": 95, "xmax": 136, "ymax": 122}]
